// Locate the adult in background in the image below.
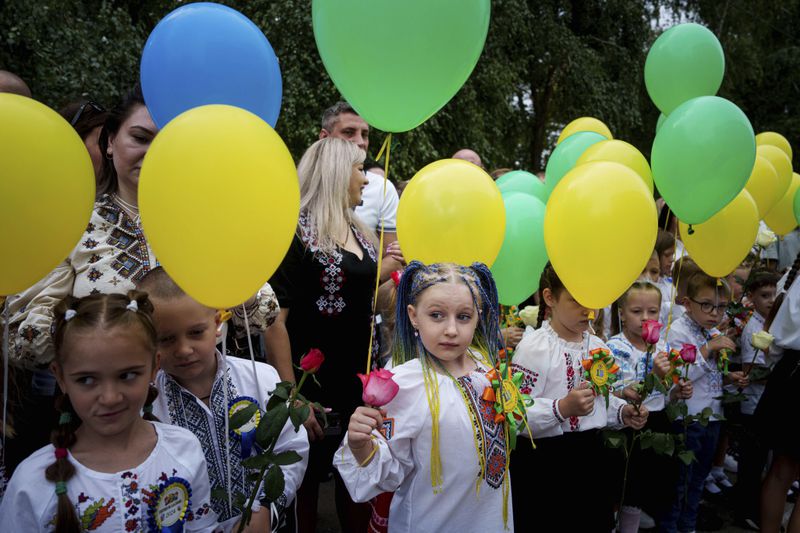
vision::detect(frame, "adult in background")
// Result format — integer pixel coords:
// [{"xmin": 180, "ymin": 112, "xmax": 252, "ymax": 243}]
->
[
  {"xmin": 452, "ymin": 147, "xmax": 483, "ymax": 168},
  {"xmin": 319, "ymin": 102, "xmax": 403, "ymax": 278},
  {"xmin": 59, "ymin": 98, "xmax": 107, "ymax": 181},
  {"xmin": 265, "ymin": 137, "xmax": 377, "ymax": 533},
  {"xmin": 0, "ymin": 70, "xmax": 31, "ymax": 97}
]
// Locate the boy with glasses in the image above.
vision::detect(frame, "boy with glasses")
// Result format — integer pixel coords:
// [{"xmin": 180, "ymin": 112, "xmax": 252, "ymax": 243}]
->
[{"xmin": 661, "ymin": 272, "xmax": 750, "ymax": 533}]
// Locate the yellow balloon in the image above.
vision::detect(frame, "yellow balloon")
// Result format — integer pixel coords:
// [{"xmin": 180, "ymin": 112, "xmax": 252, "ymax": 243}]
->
[
  {"xmin": 576, "ymin": 139, "xmax": 654, "ymax": 193},
  {"xmin": 744, "ymin": 156, "xmax": 781, "ymax": 218},
  {"xmin": 763, "ymin": 173, "xmax": 800, "ymax": 236},
  {"xmin": 0, "ymin": 94, "xmax": 95, "ymax": 295},
  {"xmin": 679, "ymin": 190, "xmax": 759, "ymax": 277},
  {"xmin": 544, "ymin": 161, "xmax": 657, "ymax": 309},
  {"xmin": 139, "ymin": 105, "xmax": 299, "ymax": 309},
  {"xmin": 397, "ymin": 159, "xmax": 505, "ymax": 266},
  {"xmin": 757, "ymin": 145, "xmax": 792, "ymax": 201},
  {"xmin": 557, "ymin": 117, "xmax": 613, "ymax": 145},
  {"xmin": 756, "ymin": 131, "xmax": 792, "ymax": 162}
]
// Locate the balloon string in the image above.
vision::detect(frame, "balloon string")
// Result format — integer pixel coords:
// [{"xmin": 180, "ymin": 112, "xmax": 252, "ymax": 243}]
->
[
  {"xmin": 664, "ymin": 223, "xmax": 682, "ymax": 347},
  {"xmin": 365, "ymin": 133, "xmax": 393, "ymax": 376},
  {"xmin": 3, "ymin": 299, "xmax": 9, "ymax": 462}
]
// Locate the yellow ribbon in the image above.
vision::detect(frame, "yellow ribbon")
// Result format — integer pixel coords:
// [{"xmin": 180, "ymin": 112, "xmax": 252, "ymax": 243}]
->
[{"xmin": 365, "ymin": 133, "xmax": 393, "ymax": 376}]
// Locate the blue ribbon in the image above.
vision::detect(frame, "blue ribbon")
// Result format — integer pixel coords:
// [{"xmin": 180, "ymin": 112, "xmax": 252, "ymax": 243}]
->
[{"xmin": 228, "ymin": 396, "xmax": 261, "ymax": 458}]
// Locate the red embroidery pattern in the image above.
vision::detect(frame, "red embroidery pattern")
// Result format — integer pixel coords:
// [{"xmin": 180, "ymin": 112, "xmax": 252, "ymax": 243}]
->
[{"xmin": 564, "ymin": 353, "xmax": 579, "ymax": 431}]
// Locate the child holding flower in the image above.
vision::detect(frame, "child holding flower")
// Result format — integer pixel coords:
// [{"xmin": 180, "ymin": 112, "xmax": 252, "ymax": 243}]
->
[{"xmin": 335, "ymin": 261, "xmax": 521, "ymax": 533}]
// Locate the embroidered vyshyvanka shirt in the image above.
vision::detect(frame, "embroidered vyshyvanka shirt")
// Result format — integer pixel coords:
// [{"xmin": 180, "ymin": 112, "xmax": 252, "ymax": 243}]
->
[
  {"xmin": 153, "ymin": 353, "xmax": 309, "ymax": 532},
  {"xmin": 4, "ymin": 195, "xmax": 279, "ymax": 369},
  {"xmin": 606, "ymin": 333, "xmax": 668, "ymax": 412},
  {"xmin": 334, "ymin": 358, "xmax": 512, "ymax": 533},
  {"xmin": 0, "ymin": 422, "xmax": 218, "ymax": 532},
  {"xmin": 511, "ymin": 321, "xmax": 627, "ymax": 439}
]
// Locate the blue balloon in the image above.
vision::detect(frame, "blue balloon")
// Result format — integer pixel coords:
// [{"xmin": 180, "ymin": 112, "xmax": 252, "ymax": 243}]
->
[{"xmin": 141, "ymin": 2, "xmax": 282, "ymax": 128}]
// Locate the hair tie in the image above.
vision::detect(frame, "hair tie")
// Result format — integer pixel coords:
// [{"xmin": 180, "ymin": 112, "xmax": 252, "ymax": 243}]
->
[
  {"xmin": 54, "ymin": 447, "xmax": 68, "ymax": 459},
  {"xmin": 59, "ymin": 412, "xmax": 72, "ymax": 425},
  {"xmin": 64, "ymin": 309, "xmax": 77, "ymax": 321},
  {"xmin": 126, "ymin": 300, "xmax": 139, "ymax": 312},
  {"xmin": 143, "ymin": 404, "xmax": 153, "ymax": 414},
  {"xmin": 55, "ymin": 481, "xmax": 68, "ymax": 495},
  {"xmin": 390, "ymin": 271, "xmax": 402, "ymax": 287}
]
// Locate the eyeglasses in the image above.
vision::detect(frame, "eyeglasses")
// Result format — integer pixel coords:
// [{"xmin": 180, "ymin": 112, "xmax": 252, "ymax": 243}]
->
[
  {"xmin": 689, "ymin": 298, "xmax": 728, "ymax": 315},
  {"xmin": 70, "ymin": 100, "xmax": 105, "ymax": 126}
]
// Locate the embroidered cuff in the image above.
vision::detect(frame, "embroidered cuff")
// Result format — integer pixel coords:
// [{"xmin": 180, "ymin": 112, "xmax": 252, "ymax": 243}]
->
[{"xmin": 552, "ymin": 399, "xmax": 565, "ymax": 423}]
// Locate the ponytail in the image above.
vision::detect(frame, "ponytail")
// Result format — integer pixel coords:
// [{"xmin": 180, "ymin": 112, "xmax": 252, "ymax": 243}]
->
[{"xmin": 44, "ymin": 395, "xmax": 81, "ymax": 533}]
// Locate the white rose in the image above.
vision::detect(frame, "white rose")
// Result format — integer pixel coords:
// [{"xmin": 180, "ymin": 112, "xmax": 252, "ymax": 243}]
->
[
  {"xmin": 756, "ymin": 226, "xmax": 777, "ymax": 248},
  {"xmin": 518, "ymin": 305, "xmax": 540, "ymax": 328}
]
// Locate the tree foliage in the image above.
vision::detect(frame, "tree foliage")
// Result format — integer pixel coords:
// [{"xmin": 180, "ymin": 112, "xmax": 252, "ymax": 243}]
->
[{"xmin": 1, "ymin": 0, "xmax": 797, "ymax": 179}]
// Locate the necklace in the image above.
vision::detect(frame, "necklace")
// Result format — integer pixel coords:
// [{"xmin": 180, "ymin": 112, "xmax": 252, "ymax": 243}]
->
[{"xmin": 113, "ymin": 193, "xmax": 140, "ymax": 225}]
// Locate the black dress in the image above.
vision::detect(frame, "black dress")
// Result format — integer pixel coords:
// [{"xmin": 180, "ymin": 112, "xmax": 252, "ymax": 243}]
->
[
  {"xmin": 755, "ymin": 349, "xmax": 800, "ymax": 460},
  {"xmin": 269, "ymin": 212, "xmax": 378, "ymax": 480}
]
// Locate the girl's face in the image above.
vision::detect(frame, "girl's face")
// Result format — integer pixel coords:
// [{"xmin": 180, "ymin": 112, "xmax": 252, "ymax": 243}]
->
[
  {"xmin": 52, "ymin": 326, "xmax": 157, "ymax": 440},
  {"xmin": 641, "ymin": 253, "xmax": 661, "ymax": 283},
  {"xmin": 660, "ymin": 247, "xmax": 674, "ymax": 277},
  {"xmin": 107, "ymin": 104, "xmax": 157, "ymax": 196},
  {"xmin": 407, "ymin": 282, "xmax": 478, "ymax": 368},
  {"xmin": 543, "ymin": 287, "xmax": 592, "ymax": 338},
  {"xmin": 348, "ymin": 162, "xmax": 368, "ymax": 207},
  {"xmin": 620, "ymin": 289, "xmax": 661, "ymax": 339}
]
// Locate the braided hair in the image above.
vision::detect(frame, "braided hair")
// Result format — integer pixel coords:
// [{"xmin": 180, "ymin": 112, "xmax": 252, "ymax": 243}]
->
[{"xmin": 47, "ymin": 290, "xmax": 160, "ymax": 533}]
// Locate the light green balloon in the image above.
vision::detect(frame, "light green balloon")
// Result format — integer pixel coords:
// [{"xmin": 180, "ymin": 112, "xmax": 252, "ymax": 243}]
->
[
  {"xmin": 645, "ymin": 23, "xmax": 725, "ymax": 115},
  {"xmin": 497, "ymin": 170, "xmax": 548, "ymax": 203},
  {"xmin": 312, "ymin": 0, "xmax": 490, "ymax": 132},
  {"xmin": 794, "ymin": 186, "xmax": 800, "ymax": 226},
  {"xmin": 491, "ymin": 192, "xmax": 548, "ymax": 306},
  {"xmin": 544, "ymin": 131, "xmax": 606, "ymax": 195},
  {"xmin": 656, "ymin": 113, "xmax": 667, "ymax": 133},
  {"xmin": 651, "ymin": 96, "xmax": 755, "ymax": 225}
]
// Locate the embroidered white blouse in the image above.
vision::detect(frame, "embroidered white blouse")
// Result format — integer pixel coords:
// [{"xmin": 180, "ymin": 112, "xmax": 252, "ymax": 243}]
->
[
  {"xmin": 334, "ymin": 358, "xmax": 512, "ymax": 533},
  {"xmin": 0, "ymin": 422, "xmax": 219, "ymax": 532},
  {"xmin": 509, "ymin": 321, "xmax": 627, "ymax": 440},
  {"xmin": 606, "ymin": 333, "xmax": 667, "ymax": 412},
  {"xmin": 666, "ymin": 314, "xmax": 723, "ymax": 417},
  {"xmin": 153, "ymin": 353, "xmax": 309, "ymax": 532},
  {"xmin": 4, "ymin": 195, "xmax": 279, "ymax": 369}
]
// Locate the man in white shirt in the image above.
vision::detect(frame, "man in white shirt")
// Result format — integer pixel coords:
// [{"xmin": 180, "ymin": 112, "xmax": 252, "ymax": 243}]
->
[{"xmin": 319, "ymin": 102, "xmax": 403, "ymax": 280}]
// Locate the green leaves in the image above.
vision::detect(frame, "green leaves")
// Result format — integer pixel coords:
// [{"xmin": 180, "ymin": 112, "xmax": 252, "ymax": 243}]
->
[
  {"xmin": 263, "ymin": 465, "xmax": 286, "ymax": 502},
  {"xmin": 602, "ymin": 429, "xmax": 628, "ymax": 450},
  {"xmin": 678, "ymin": 450, "xmax": 696, "ymax": 466},
  {"xmin": 230, "ymin": 403, "xmax": 259, "ymax": 431},
  {"xmin": 256, "ymin": 403, "xmax": 289, "ymax": 447},
  {"xmin": 289, "ymin": 404, "xmax": 310, "ymax": 432}
]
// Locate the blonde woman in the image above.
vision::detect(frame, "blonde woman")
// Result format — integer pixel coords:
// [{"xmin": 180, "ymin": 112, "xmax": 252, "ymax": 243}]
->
[{"xmin": 266, "ymin": 137, "xmax": 377, "ymax": 533}]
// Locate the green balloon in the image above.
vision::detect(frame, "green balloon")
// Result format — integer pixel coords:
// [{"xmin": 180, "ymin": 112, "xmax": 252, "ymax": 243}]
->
[
  {"xmin": 497, "ymin": 170, "xmax": 548, "ymax": 203},
  {"xmin": 312, "ymin": 0, "xmax": 490, "ymax": 132},
  {"xmin": 794, "ymin": 186, "xmax": 800, "ymax": 226},
  {"xmin": 645, "ymin": 23, "xmax": 725, "ymax": 115},
  {"xmin": 651, "ymin": 96, "xmax": 755, "ymax": 225},
  {"xmin": 656, "ymin": 113, "xmax": 667, "ymax": 133},
  {"xmin": 544, "ymin": 132, "xmax": 605, "ymax": 195},
  {"xmin": 491, "ymin": 192, "xmax": 548, "ymax": 306}
]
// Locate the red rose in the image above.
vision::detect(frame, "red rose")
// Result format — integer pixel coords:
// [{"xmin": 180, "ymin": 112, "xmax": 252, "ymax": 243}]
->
[
  {"xmin": 641, "ymin": 320, "xmax": 662, "ymax": 346},
  {"xmin": 679, "ymin": 343, "xmax": 697, "ymax": 364},
  {"xmin": 300, "ymin": 348, "xmax": 325, "ymax": 374},
  {"xmin": 358, "ymin": 368, "xmax": 400, "ymax": 407}
]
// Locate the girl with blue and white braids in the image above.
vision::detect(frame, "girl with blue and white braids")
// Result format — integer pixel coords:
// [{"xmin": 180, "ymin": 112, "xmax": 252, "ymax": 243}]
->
[{"xmin": 334, "ymin": 261, "xmax": 522, "ymax": 533}]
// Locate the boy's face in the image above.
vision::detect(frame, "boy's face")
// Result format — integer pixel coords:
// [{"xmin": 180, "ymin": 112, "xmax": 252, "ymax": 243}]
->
[
  {"xmin": 152, "ymin": 295, "xmax": 221, "ymax": 385},
  {"xmin": 686, "ymin": 286, "xmax": 729, "ymax": 330},
  {"xmin": 749, "ymin": 284, "xmax": 777, "ymax": 318}
]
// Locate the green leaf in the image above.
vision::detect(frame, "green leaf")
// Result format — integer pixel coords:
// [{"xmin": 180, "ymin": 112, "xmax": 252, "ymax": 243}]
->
[
  {"xmin": 257, "ymin": 403, "xmax": 290, "ymax": 445},
  {"xmin": 652, "ymin": 433, "xmax": 675, "ymax": 457},
  {"xmin": 270, "ymin": 384, "xmax": 290, "ymax": 400},
  {"xmin": 639, "ymin": 430, "xmax": 654, "ymax": 450},
  {"xmin": 665, "ymin": 402, "xmax": 682, "ymax": 422},
  {"xmin": 678, "ymin": 450, "xmax": 696, "ymax": 465},
  {"xmin": 266, "ymin": 394, "xmax": 286, "ymax": 411},
  {"xmin": 653, "ymin": 376, "xmax": 668, "ymax": 394},
  {"xmin": 230, "ymin": 403, "xmax": 259, "ymax": 431},
  {"xmin": 242, "ymin": 454, "xmax": 273, "ymax": 469},
  {"xmin": 272, "ymin": 451, "xmax": 302, "ymax": 466},
  {"xmin": 602, "ymin": 430, "xmax": 627, "ymax": 449},
  {"xmin": 289, "ymin": 404, "xmax": 310, "ymax": 432},
  {"xmin": 263, "ymin": 465, "xmax": 285, "ymax": 501}
]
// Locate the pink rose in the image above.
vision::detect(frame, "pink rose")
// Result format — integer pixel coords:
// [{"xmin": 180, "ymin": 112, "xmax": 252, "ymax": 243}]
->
[
  {"xmin": 358, "ymin": 369, "xmax": 400, "ymax": 407},
  {"xmin": 641, "ymin": 320, "xmax": 662, "ymax": 346},
  {"xmin": 679, "ymin": 343, "xmax": 697, "ymax": 365},
  {"xmin": 299, "ymin": 348, "xmax": 325, "ymax": 374}
]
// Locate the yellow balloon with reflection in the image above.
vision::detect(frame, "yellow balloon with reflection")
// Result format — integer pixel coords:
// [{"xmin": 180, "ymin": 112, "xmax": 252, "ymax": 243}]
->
[
  {"xmin": 744, "ymin": 156, "xmax": 781, "ymax": 218},
  {"xmin": 679, "ymin": 190, "xmax": 759, "ymax": 277},
  {"xmin": 756, "ymin": 131, "xmax": 792, "ymax": 162},
  {"xmin": 757, "ymin": 145, "xmax": 792, "ymax": 201},
  {"xmin": 544, "ymin": 161, "xmax": 657, "ymax": 309},
  {"xmin": 576, "ymin": 139, "xmax": 653, "ymax": 193},
  {"xmin": 557, "ymin": 117, "xmax": 613, "ymax": 145},
  {"xmin": 397, "ymin": 159, "xmax": 505, "ymax": 266},
  {"xmin": 0, "ymin": 94, "xmax": 95, "ymax": 295},
  {"xmin": 763, "ymin": 173, "xmax": 800, "ymax": 236},
  {"xmin": 139, "ymin": 105, "xmax": 299, "ymax": 309}
]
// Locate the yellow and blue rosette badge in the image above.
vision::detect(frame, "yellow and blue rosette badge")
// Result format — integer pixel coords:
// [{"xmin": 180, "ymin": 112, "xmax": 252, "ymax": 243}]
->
[
  {"xmin": 148, "ymin": 477, "xmax": 191, "ymax": 532},
  {"xmin": 581, "ymin": 348, "xmax": 620, "ymax": 407},
  {"xmin": 229, "ymin": 396, "xmax": 261, "ymax": 457}
]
